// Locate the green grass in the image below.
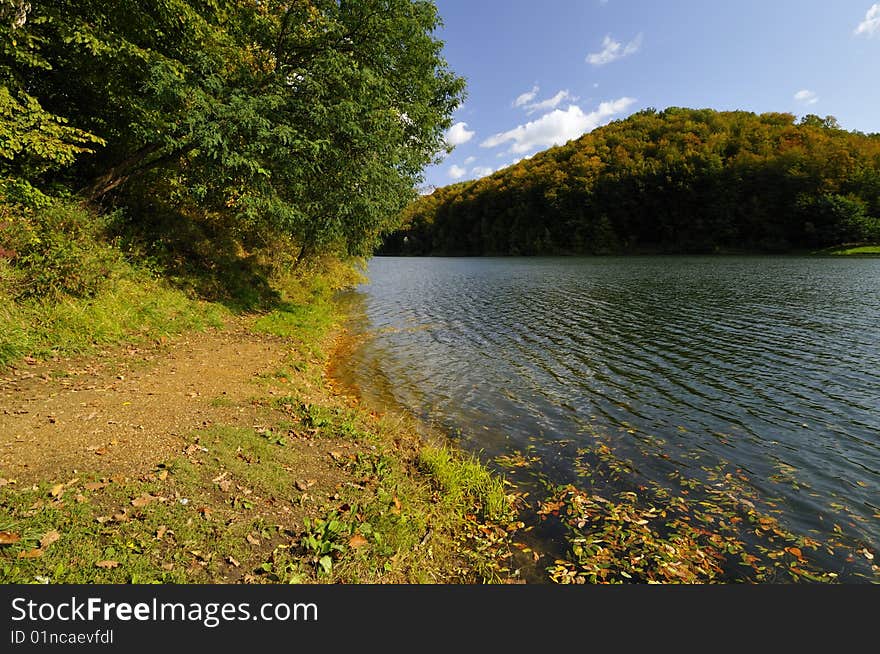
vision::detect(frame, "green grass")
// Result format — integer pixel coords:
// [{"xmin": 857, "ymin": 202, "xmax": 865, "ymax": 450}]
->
[
  {"xmin": 0, "ymin": 272, "xmax": 227, "ymax": 367},
  {"xmin": 0, "ymin": 408, "xmax": 520, "ymax": 583},
  {"xmin": 419, "ymin": 446, "xmax": 512, "ymax": 523},
  {"xmin": 826, "ymin": 244, "xmax": 880, "ymax": 256}
]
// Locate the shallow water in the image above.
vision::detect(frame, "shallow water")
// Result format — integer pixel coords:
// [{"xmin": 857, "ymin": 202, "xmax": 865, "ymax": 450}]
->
[{"xmin": 335, "ymin": 256, "xmax": 880, "ymax": 579}]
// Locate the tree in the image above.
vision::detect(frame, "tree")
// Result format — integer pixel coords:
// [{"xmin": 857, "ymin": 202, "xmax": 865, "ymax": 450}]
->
[{"xmin": 6, "ymin": 0, "xmax": 464, "ymax": 258}]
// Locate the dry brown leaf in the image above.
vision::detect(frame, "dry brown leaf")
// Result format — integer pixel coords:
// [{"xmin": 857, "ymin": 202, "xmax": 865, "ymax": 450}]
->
[
  {"xmin": 348, "ymin": 534, "xmax": 368, "ymax": 549},
  {"xmin": 156, "ymin": 525, "xmax": 167, "ymax": 541},
  {"xmin": 39, "ymin": 530, "xmax": 60, "ymax": 550},
  {"xmin": 94, "ymin": 447, "xmax": 108, "ymax": 456},
  {"xmin": 95, "ymin": 560, "xmax": 119, "ymax": 569},
  {"xmin": 246, "ymin": 533, "xmax": 260, "ymax": 546},
  {"xmin": 75, "ymin": 494, "xmax": 87, "ymax": 504},
  {"xmin": 131, "ymin": 494, "xmax": 155, "ymax": 508},
  {"xmin": 218, "ymin": 479, "xmax": 232, "ymax": 493},
  {"xmin": 0, "ymin": 531, "xmax": 21, "ymax": 545},
  {"xmin": 227, "ymin": 556, "xmax": 240, "ymax": 568},
  {"xmin": 84, "ymin": 482, "xmax": 108, "ymax": 491},
  {"xmin": 157, "ymin": 470, "xmax": 168, "ymax": 481},
  {"xmin": 295, "ymin": 480, "xmax": 310, "ymax": 492},
  {"xmin": 49, "ymin": 483, "xmax": 64, "ymax": 498},
  {"xmin": 18, "ymin": 548, "xmax": 43, "ymax": 559},
  {"xmin": 161, "ymin": 563, "xmax": 174, "ymax": 571},
  {"xmin": 329, "ymin": 451, "xmax": 343, "ymax": 462}
]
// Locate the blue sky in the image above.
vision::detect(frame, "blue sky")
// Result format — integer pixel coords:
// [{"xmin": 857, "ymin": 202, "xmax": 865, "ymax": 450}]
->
[{"xmin": 423, "ymin": 0, "xmax": 880, "ymax": 190}]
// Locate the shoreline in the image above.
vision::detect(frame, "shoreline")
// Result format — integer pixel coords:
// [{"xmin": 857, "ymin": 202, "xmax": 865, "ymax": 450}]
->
[
  {"xmin": 324, "ymin": 274, "xmax": 879, "ymax": 583},
  {"xmin": 0, "ymin": 291, "xmax": 525, "ymax": 584}
]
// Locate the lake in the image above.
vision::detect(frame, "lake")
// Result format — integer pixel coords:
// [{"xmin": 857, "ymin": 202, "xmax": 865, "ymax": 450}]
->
[{"xmin": 334, "ymin": 256, "xmax": 879, "ymax": 581}]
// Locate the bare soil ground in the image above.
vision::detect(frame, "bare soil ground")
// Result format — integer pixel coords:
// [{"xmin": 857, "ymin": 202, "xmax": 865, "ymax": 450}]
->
[{"xmin": 0, "ymin": 322, "xmax": 289, "ymax": 482}]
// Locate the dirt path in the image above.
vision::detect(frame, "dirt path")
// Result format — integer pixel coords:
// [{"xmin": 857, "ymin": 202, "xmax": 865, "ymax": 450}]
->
[{"xmin": 0, "ymin": 323, "xmax": 288, "ymax": 482}]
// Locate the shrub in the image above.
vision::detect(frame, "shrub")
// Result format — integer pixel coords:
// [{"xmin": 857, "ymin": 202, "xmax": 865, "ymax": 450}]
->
[{"xmin": 0, "ymin": 198, "xmax": 122, "ymax": 299}]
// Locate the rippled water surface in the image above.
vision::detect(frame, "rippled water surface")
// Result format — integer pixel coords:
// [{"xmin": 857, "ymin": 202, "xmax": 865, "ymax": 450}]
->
[{"xmin": 336, "ymin": 256, "xmax": 880, "ymax": 574}]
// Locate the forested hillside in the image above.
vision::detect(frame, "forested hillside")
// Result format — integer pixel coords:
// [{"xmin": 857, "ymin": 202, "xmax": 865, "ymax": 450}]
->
[
  {"xmin": 1, "ymin": 0, "xmax": 462, "ymax": 307},
  {"xmin": 383, "ymin": 108, "xmax": 880, "ymax": 255}
]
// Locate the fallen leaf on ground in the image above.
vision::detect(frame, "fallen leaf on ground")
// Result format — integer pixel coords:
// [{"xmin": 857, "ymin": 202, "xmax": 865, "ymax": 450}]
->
[
  {"xmin": 84, "ymin": 482, "xmax": 108, "ymax": 491},
  {"xmin": 246, "ymin": 533, "xmax": 261, "ymax": 546},
  {"xmin": 95, "ymin": 560, "xmax": 119, "ymax": 569},
  {"xmin": 157, "ymin": 470, "xmax": 168, "ymax": 481},
  {"xmin": 348, "ymin": 534, "xmax": 368, "ymax": 549},
  {"xmin": 0, "ymin": 531, "xmax": 20, "ymax": 545},
  {"xmin": 131, "ymin": 494, "xmax": 156, "ymax": 508},
  {"xmin": 227, "ymin": 556, "xmax": 240, "ymax": 568},
  {"xmin": 156, "ymin": 525, "xmax": 167, "ymax": 540},
  {"xmin": 329, "ymin": 451, "xmax": 343, "ymax": 462},
  {"xmin": 18, "ymin": 549, "xmax": 43, "ymax": 559},
  {"xmin": 49, "ymin": 483, "xmax": 64, "ymax": 498},
  {"xmin": 39, "ymin": 530, "xmax": 60, "ymax": 550}
]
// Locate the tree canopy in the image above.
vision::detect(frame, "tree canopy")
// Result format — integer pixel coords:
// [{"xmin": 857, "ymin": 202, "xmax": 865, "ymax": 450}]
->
[
  {"xmin": 383, "ymin": 108, "xmax": 880, "ymax": 255},
  {"xmin": 1, "ymin": 0, "xmax": 464, "ymax": 259}
]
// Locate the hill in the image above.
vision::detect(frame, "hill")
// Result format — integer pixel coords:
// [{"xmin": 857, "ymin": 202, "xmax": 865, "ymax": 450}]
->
[{"xmin": 382, "ymin": 108, "xmax": 880, "ymax": 255}]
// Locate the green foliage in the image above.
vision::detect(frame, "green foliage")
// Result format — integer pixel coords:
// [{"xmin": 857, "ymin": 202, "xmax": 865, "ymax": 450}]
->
[
  {"xmin": 5, "ymin": 0, "xmax": 463, "ymax": 262},
  {"xmin": 386, "ymin": 108, "xmax": 880, "ymax": 255},
  {"xmin": 419, "ymin": 446, "xmax": 511, "ymax": 523},
  {"xmin": 0, "ymin": 199, "xmax": 121, "ymax": 298}
]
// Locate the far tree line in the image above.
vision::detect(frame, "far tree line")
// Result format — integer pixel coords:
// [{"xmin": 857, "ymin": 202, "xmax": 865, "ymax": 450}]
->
[{"xmin": 382, "ymin": 108, "xmax": 880, "ymax": 255}]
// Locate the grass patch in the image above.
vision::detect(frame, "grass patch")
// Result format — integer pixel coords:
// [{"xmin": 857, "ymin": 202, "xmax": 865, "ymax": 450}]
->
[
  {"xmin": 419, "ymin": 446, "xmax": 512, "ymax": 523},
  {"xmin": 0, "ymin": 273, "xmax": 226, "ymax": 367},
  {"xmin": 826, "ymin": 244, "xmax": 880, "ymax": 256},
  {"xmin": 0, "ymin": 405, "xmax": 521, "ymax": 584}
]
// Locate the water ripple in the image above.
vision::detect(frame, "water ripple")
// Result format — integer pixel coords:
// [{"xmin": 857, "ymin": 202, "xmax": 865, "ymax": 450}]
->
[{"xmin": 339, "ymin": 256, "xmax": 880, "ymax": 555}]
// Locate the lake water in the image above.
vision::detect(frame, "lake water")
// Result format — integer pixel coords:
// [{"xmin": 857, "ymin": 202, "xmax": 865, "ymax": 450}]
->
[{"xmin": 334, "ymin": 256, "xmax": 879, "ymax": 580}]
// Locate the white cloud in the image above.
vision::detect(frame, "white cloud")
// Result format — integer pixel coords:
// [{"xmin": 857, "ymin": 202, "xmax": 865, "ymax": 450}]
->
[
  {"xmin": 855, "ymin": 4, "xmax": 880, "ymax": 36},
  {"xmin": 448, "ymin": 164, "xmax": 467, "ymax": 179},
  {"xmin": 472, "ymin": 166, "xmax": 494, "ymax": 178},
  {"xmin": 513, "ymin": 85, "xmax": 539, "ymax": 107},
  {"xmin": 525, "ymin": 90, "xmax": 574, "ymax": 114},
  {"xmin": 481, "ymin": 98, "xmax": 636, "ymax": 154},
  {"xmin": 586, "ymin": 33, "xmax": 643, "ymax": 66},
  {"xmin": 445, "ymin": 122, "xmax": 475, "ymax": 147},
  {"xmin": 794, "ymin": 89, "xmax": 819, "ymax": 105},
  {"xmin": 464, "ymin": 156, "xmax": 476, "ymax": 165}
]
